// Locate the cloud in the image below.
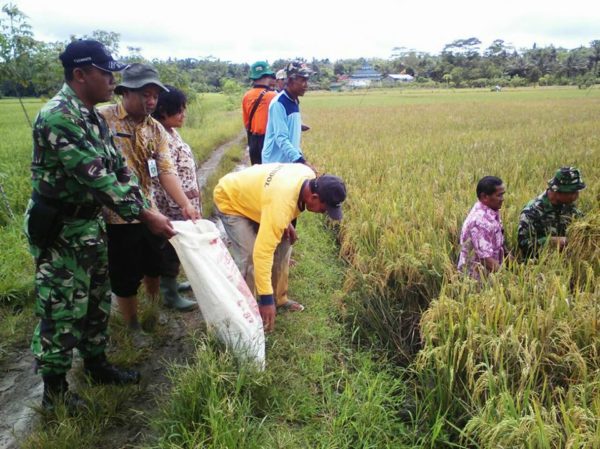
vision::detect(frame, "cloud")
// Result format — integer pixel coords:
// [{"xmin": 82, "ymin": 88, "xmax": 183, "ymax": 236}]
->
[{"xmin": 13, "ymin": 0, "xmax": 600, "ymax": 62}]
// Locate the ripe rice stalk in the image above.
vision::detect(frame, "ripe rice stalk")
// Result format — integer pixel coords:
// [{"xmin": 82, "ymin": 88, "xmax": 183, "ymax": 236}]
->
[{"xmin": 566, "ymin": 211, "xmax": 600, "ymax": 286}]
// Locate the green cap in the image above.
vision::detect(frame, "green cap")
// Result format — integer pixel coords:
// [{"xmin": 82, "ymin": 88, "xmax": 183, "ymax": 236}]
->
[
  {"xmin": 548, "ymin": 166, "xmax": 586, "ymax": 193},
  {"xmin": 249, "ymin": 61, "xmax": 275, "ymax": 80}
]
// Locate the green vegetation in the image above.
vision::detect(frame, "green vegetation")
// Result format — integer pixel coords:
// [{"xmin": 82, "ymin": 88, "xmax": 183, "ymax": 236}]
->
[
  {"xmin": 0, "ymin": 304, "xmax": 34, "ymax": 364},
  {"xmin": 19, "ymin": 297, "xmax": 194, "ymax": 449},
  {"xmin": 0, "ymin": 90, "xmax": 247, "ymax": 448},
  {"xmin": 305, "ymin": 86, "xmax": 600, "ymax": 447},
  {"xmin": 180, "ymin": 92, "xmax": 242, "ymax": 164},
  {"xmin": 0, "ymin": 98, "xmax": 40, "ymax": 303},
  {"xmin": 2, "ymin": 86, "xmax": 600, "ymax": 448},
  {"xmin": 149, "ymin": 214, "xmax": 410, "ymax": 449}
]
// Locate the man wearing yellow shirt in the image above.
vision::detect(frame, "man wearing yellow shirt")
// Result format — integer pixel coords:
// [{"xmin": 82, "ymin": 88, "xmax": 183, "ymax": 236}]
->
[{"xmin": 213, "ymin": 163, "xmax": 346, "ymax": 331}]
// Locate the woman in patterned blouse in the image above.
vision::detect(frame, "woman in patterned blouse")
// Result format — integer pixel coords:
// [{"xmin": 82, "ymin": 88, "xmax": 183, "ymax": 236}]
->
[{"xmin": 152, "ymin": 86, "xmax": 201, "ymax": 311}]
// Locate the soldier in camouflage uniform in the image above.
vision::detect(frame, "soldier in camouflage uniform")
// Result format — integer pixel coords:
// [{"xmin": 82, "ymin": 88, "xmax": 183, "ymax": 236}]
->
[
  {"xmin": 24, "ymin": 40, "xmax": 176, "ymax": 411},
  {"xmin": 517, "ymin": 167, "xmax": 586, "ymax": 259}
]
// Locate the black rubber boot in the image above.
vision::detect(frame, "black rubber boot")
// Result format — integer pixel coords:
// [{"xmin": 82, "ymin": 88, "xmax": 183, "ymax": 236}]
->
[
  {"xmin": 177, "ymin": 281, "xmax": 192, "ymax": 292},
  {"xmin": 42, "ymin": 374, "xmax": 86, "ymax": 412},
  {"xmin": 84, "ymin": 354, "xmax": 141, "ymax": 385},
  {"xmin": 161, "ymin": 276, "xmax": 197, "ymax": 311}
]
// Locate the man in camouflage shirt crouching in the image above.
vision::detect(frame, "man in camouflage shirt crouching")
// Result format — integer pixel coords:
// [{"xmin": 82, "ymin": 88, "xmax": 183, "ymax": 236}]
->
[
  {"xmin": 517, "ymin": 166, "xmax": 586, "ymax": 259},
  {"xmin": 24, "ymin": 40, "xmax": 176, "ymax": 411}
]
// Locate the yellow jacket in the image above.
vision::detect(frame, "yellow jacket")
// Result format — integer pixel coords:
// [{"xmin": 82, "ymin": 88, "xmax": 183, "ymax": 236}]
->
[{"xmin": 214, "ymin": 163, "xmax": 315, "ymax": 296}]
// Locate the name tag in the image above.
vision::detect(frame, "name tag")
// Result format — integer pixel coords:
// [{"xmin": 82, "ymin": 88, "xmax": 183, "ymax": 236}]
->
[{"xmin": 148, "ymin": 159, "xmax": 158, "ymax": 178}]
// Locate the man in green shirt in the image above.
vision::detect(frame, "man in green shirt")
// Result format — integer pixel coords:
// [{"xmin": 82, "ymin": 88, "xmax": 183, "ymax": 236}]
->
[
  {"xmin": 25, "ymin": 39, "xmax": 175, "ymax": 411},
  {"xmin": 517, "ymin": 166, "xmax": 586, "ymax": 259}
]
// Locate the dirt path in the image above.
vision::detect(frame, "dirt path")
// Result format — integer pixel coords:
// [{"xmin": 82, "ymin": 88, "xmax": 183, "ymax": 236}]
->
[
  {"xmin": 196, "ymin": 131, "xmax": 247, "ymax": 191},
  {"xmin": 0, "ymin": 133, "xmax": 248, "ymax": 449},
  {"xmin": 0, "ymin": 348, "xmax": 41, "ymax": 449}
]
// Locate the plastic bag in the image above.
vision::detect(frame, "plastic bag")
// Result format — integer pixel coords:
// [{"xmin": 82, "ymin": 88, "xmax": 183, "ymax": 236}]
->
[{"xmin": 169, "ymin": 219, "xmax": 265, "ymax": 369}]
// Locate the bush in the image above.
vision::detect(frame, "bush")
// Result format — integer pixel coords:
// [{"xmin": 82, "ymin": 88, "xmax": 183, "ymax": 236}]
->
[{"xmin": 509, "ymin": 75, "xmax": 528, "ymax": 87}]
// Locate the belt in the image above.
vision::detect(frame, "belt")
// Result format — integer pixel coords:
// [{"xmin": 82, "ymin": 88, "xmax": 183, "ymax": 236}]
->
[{"xmin": 32, "ymin": 192, "xmax": 101, "ymax": 220}]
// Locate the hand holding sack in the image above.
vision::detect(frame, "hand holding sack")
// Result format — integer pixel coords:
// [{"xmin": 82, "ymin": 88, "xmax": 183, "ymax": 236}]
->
[{"xmin": 169, "ymin": 219, "xmax": 265, "ymax": 369}]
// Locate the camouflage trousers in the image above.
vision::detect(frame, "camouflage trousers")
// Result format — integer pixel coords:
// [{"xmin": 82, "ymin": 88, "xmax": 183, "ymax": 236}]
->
[{"xmin": 27, "ymin": 214, "xmax": 111, "ymax": 377}]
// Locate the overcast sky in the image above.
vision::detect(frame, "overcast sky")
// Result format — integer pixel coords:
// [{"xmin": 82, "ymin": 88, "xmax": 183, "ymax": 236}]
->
[{"xmin": 12, "ymin": 0, "xmax": 600, "ymax": 64}]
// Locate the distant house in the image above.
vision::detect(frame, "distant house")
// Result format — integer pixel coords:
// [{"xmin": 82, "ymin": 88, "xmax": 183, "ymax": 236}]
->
[
  {"xmin": 387, "ymin": 74, "xmax": 414, "ymax": 83},
  {"xmin": 348, "ymin": 65, "xmax": 382, "ymax": 88},
  {"xmin": 381, "ymin": 73, "xmax": 415, "ymax": 87}
]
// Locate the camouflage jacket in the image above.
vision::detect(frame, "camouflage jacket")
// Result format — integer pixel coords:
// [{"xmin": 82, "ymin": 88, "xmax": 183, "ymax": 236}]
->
[
  {"xmin": 30, "ymin": 83, "xmax": 148, "ymax": 220},
  {"xmin": 517, "ymin": 191, "xmax": 583, "ymax": 258}
]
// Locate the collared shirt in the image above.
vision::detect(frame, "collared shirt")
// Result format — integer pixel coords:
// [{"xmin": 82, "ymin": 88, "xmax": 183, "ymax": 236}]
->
[
  {"xmin": 242, "ymin": 85, "xmax": 277, "ymax": 135},
  {"xmin": 152, "ymin": 128, "xmax": 201, "ymax": 220},
  {"xmin": 213, "ymin": 163, "xmax": 315, "ymax": 296},
  {"xmin": 30, "ymin": 83, "xmax": 147, "ymax": 221},
  {"xmin": 261, "ymin": 90, "xmax": 303, "ymax": 163},
  {"xmin": 517, "ymin": 191, "xmax": 583, "ymax": 258},
  {"xmin": 458, "ymin": 201, "xmax": 505, "ymax": 279},
  {"xmin": 99, "ymin": 103, "xmax": 175, "ymax": 224}
]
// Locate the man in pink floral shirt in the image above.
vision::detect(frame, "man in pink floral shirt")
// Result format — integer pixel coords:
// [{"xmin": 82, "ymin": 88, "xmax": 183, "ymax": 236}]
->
[{"xmin": 458, "ymin": 176, "xmax": 508, "ymax": 279}]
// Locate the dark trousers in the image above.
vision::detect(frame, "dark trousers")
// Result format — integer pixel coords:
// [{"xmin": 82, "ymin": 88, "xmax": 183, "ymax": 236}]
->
[
  {"xmin": 159, "ymin": 241, "xmax": 181, "ymax": 278},
  {"xmin": 247, "ymin": 132, "xmax": 265, "ymax": 165},
  {"xmin": 106, "ymin": 223, "xmax": 163, "ymax": 297}
]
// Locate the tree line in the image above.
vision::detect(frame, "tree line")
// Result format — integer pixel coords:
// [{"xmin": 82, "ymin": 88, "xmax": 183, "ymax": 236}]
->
[{"xmin": 1, "ymin": 3, "xmax": 599, "ymax": 99}]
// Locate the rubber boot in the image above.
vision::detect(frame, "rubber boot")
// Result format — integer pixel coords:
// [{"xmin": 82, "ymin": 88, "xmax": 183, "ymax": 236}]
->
[
  {"xmin": 160, "ymin": 276, "xmax": 197, "ymax": 311},
  {"xmin": 177, "ymin": 281, "xmax": 192, "ymax": 292},
  {"xmin": 42, "ymin": 374, "xmax": 86, "ymax": 412},
  {"xmin": 83, "ymin": 354, "xmax": 141, "ymax": 385}
]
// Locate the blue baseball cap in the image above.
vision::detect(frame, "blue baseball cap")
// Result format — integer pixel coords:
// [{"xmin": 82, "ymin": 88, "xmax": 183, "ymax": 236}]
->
[{"xmin": 60, "ymin": 39, "xmax": 127, "ymax": 72}]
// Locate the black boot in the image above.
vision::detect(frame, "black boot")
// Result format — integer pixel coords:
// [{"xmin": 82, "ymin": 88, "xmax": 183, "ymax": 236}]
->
[
  {"xmin": 83, "ymin": 354, "xmax": 141, "ymax": 385},
  {"xmin": 161, "ymin": 276, "xmax": 197, "ymax": 311},
  {"xmin": 42, "ymin": 374, "xmax": 86, "ymax": 412}
]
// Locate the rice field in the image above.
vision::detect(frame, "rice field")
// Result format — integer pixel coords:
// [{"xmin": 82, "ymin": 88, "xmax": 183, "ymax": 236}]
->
[
  {"xmin": 302, "ymin": 86, "xmax": 600, "ymax": 447},
  {"xmin": 1, "ymin": 86, "xmax": 599, "ymax": 447}
]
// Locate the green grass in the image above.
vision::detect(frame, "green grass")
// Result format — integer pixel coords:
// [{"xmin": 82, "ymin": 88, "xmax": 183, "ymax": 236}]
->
[
  {"xmin": 0, "ymin": 98, "xmax": 41, "ymax": 304},
  {"xmin": 180, "ymin": 92, "xmax": 243, "ymax": 163},
  {"xmin": 19, "ymin": 383, "xmax": 142, "ymax": 449},
  {"xmin": 0, "ymin": 302, "xmax": 35, "ymax": 364},
  {"xmin": 18, "ymin": 287, "xmax": 197, "ymax": 449},
  {"xmin": 148, "ymin": 213, "xmax": 412, "ymax": 448}
]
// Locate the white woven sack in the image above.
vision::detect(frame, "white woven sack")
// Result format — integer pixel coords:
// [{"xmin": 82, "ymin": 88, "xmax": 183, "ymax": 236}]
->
[{"xmin": 169, "ymin": 219, "xmax": 265, "ymax": 369}]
